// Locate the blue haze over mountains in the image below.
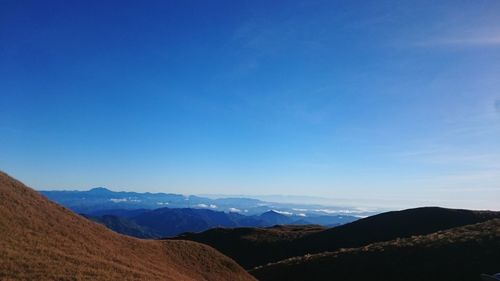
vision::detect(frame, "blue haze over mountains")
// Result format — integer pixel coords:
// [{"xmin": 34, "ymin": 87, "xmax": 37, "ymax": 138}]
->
[{"xmin": 41, "ymin": 187, "xmax": 375, "ymax": 237}]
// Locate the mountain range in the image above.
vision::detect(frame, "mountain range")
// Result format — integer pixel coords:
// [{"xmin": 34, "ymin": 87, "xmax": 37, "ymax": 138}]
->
[
  {"xmin": 41, "ymin": 187, "xmax": 373, "ymax": 218},
  {"xmin": 84, "ymin": 208, "xmax": 350, "ymax": 238},
  {"xmin": 42, "ymin": 188, "xmax": 361, "ymax": 237}
]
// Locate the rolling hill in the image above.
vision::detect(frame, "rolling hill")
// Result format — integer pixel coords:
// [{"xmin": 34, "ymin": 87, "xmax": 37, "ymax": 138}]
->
[
  {"xmin": 0, "ymin": 171, "xmax": 255, "ymax": 281},
  {"xmin": 294, "ymin": 206, "xmax": 500, "ymax": 253},
  {"xmin": 251, "ymin": 218, "xmax": 500, "ymax": 281},
  {"xmin": 173, "ymin": 207, "xmax": 500, "ymax": 269}
]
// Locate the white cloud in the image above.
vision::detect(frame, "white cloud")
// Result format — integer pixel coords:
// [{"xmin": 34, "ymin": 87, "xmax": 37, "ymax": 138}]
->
[
  {"xmin": 313, "ymin": 209, "xmax": 368, "ymax": 214},
  {"xmin": 313, "ymin": 209, "xmax": 336, "ymax": 214},
  {"xmin": 197, "ymin": 203, "xmax": 217, "ymax": 209},
  {"xmin": 272, "ymin": 210, "xmax": 293, "ymax": 216},
  {"xmin": 228, "ymin": 207, "xmax": 241, "ymax": 212},
  {"xmin": 109, "ymin": 198, "xmax": 127, "ymax": 203}
]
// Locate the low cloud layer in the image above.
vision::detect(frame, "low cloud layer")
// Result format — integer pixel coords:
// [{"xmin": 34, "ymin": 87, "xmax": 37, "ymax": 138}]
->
[{"xmin": 272, "ymin": 210, "xmax": 293, "ymax": 216}]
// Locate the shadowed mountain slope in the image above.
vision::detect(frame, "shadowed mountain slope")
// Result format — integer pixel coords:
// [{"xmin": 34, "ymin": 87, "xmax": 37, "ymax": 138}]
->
[
  {"xmin": 0, "ymin": 171, "xmax": 255, "ymax": 281},
  {"xmin": 173, "ymin": 225, "xmax": 326, "ymax": 269},
  {"xmin": 173, "ymin": 207, "xmax": 500, "ymax": 269},
  {"xmin": 82, "ymin": 214, "xmax": 160, "ymax": 239},
  {"xmin": 251, "ymin": 219, "xmax": 500, "ymax": 281}
]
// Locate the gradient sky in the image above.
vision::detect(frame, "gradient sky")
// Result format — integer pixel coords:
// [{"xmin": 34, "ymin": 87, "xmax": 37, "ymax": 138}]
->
[{"xmin": 1, "ymin": 0, "xmax": 500, "ymax": 209}]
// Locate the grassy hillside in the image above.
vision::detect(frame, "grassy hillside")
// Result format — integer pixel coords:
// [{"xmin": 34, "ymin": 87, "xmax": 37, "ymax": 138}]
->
[
  {"xmin": 0, "ymin": 171, "xmax": 255, "ymax": 281},
  {"xmin": 251, "ymin": 219, "xmax": 500, "ymax": 281}
]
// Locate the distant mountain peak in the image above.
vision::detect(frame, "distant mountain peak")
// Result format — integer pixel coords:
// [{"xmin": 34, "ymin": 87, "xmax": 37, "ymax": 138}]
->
[
  {"xmin": 261, "ymin": 210, "xmax": 288, "ymax": 217},
  {"xmin": 88, "ymin": 187, "xmax": 112, "ymax": 193}
]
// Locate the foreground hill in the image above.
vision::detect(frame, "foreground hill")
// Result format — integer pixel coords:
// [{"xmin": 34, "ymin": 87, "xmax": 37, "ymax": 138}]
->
[
  {"xmin": 0, "ymin": 171, "xmax": 255, "ymax": 281},
  {"xmin": 173, "ymin": 207, "xmax": 500, "ymax": 268},
  {"xmin": 251, "ymin": 219, "xmax": 500, "ymax": 281}
]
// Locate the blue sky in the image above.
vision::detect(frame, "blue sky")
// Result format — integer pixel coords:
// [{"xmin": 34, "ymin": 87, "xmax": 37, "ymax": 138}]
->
[{"xmin": 1, "ymin": 0, "xmax": 499, "ymax": 209}]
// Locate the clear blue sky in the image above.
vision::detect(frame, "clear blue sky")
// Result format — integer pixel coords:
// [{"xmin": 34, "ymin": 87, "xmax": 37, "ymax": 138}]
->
[{"xmin": 1, "ymin": 0, "xmax": 499, "ymax": 209}]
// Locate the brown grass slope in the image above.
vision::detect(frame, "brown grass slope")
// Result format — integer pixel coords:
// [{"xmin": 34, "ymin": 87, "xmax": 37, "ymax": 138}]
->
[
  {"xmin": 0, "ymin": 171, "xmax": 255, "ymax": 281},
  {"xmin": 251, "ymin": 218, "xmax": 500, "ymax": 281}
]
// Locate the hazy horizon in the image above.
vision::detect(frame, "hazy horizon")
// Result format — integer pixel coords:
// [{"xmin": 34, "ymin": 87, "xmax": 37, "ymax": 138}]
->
[
  {"xmin": 35, "ymin": 184, "xmax": 498, "ymax": 211},
  {"xmin": 2, "ymin": 0, "xmax": 500, "ymax": 211}
]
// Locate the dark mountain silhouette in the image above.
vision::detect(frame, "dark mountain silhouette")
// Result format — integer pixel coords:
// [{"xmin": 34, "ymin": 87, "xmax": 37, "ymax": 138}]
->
[
  {"xmin": 172, "ymin": 207, "xmax": 500, "ymax": 269},
  {"xmin": 258, "ymin": 210, "xmax": 292, "ymax": 225},
  {"xmin": 88, "ymin": 187, "xmax": 115, "ymax": 195},
  {"xmin": 133, "ymin": 207, "xmax": 242, "ymax": 237},
  {"xmin": 251, "ymin": 219, "xmax": 500, "ymax": 281},
  {"xmin": 0, "ymin": 171, "xmax": 255, "ymax": 281},
  {"xmin": 295, "ymin": 206, "xmax": 500, "ymax": 254},
  {"xmin": 173, "ymin": 225, "xmax": 327, "ymax": 269},
  {"xmin": 88, "ymin": 208, "xmax": 151, "ymax": 218},
  {"xmin": 83, "ymin": 214, "xmax": 159, "ymax": 238}
]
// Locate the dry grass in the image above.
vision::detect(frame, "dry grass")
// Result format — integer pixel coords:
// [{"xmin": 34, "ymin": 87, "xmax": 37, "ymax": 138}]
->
[{"xmin": 0, "ymin": 171, "xmax": 255, "ymax": 281}]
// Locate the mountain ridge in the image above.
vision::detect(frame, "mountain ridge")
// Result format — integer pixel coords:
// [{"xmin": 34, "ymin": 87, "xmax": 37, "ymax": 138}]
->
[
  {"xmin": 172, "ymin": 206, "xmax": 500, "ymax": 269},
  {"xmin": 251, "ymin": 218, "xmax": 500, "ymax": 281},
  {"xmin": 41, "ymin": 188, "xmax": 370, "ymax": 219},
  {"xmin": 84, "ymin": 206, "xmax": 354, "ymax": 238}
]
